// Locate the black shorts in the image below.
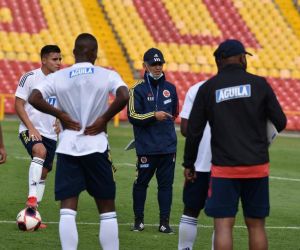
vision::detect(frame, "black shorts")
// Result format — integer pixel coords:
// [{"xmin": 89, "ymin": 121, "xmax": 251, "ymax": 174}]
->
[
  {"xmin": 183, "ymin": 171, "xmax": 210, "ymax": 213},
  {"xmin": 19, "ymin": 130, "xmax": 56, "ymax": 171},
  {"xmin": 55, "ymin": 150, "xmax": 116, "ymax": 201},
  {"xmin": 205, "ymin": 177, "xmax": 270, "ymax": 218}
]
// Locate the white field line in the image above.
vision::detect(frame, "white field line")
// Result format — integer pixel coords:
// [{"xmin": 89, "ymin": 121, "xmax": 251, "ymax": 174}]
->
[
  {"xmin": 12, "ymin": 157, "xmax": 300, "ymax": 182},
  {"xmin": 0, "ymin": 220, "xmax": 299, "ymax": 230}
]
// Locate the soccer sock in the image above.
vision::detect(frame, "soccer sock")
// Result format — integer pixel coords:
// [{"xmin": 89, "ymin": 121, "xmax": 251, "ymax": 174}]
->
[
  {"xmin": 178, "ymin": 215, "xmax": 198, "ymax": 250},
  {"xmin": 99, "ymin": 212, "xmax": 119, "ymax": 250},
  {"xmin": 59, "ymin": 209, "xmax": 78, "ymax": 250},
  {"xmin": 28, "ymin": 157, "xmax": 44, "ymax": 198},
  {"xmin": 36, "ymin": 180, "xmax": 46, "ymax": 203}
]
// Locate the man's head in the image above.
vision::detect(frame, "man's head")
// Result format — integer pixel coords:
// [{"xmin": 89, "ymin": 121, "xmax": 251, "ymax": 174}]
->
[
  {"xmin": 143, "ymin": 48, "xmax": 165, "ymax": 80},
  {"xmin": 73, "ymin": 33, "xmax": 98, "ymax": 64},
  {"xmin": 213, "ymin": 39, "xmax": 252, "ymax": 70},
  {"xmin": 40, "ymin": 45, "xmax": 62, "ymax": 75}
]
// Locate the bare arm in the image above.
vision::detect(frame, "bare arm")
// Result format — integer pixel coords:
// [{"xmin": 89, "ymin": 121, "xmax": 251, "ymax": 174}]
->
[
  {"xmin": 28, "ymin": 89, "xmax": 81, "ymax": 131},
  {"xmin": 180, "ymin": 118, "xmax": 188, "ymax": 137},
  {"xmin": 0, "ymin": 124, "xmax": 7, "ymax": 164},
  {"xmin": 84, "ymin": 86, "xmax": 129, "ymax": 135},
  {"xmin": 15, "ymin": 97, "xmax": 42, "ymax": 140}
]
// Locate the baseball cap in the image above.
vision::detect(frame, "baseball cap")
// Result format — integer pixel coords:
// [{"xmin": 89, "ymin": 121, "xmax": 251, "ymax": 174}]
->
[
  {"xmin": 143, "ymin": 48, "xmax": 165, "ymax": 65},
  {"xmin": 213, "ymin": 39, "xmax": 252, "ymax": 59}
]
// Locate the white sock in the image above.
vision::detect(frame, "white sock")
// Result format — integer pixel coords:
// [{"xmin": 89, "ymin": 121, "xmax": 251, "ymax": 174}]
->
[
  {"xmin": 178, "ymin": 215, "xmax": 198, "ymax": 250},
  {"xmin": 99, "ymin": 212, "xmax": 119, "ymax": 250},
  {"xmin": 28, "ymin": 157, "xmax": 44, "ymax": 198},
  {"xmin": 37, "ymin": 180, "xmax": 46, "ymax": 203},
  {"xmin": 59, "ymin": 209, "xmax": 78, "ymax": 250}
]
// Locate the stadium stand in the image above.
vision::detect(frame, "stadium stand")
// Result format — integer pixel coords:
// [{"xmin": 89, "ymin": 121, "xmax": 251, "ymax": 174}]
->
[{"xmin": 0, "ymin": 0, "xmax": 299, "ymax": 130}]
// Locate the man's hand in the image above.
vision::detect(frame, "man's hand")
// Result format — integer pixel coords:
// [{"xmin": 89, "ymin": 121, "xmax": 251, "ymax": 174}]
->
[
  {"xmin": 0, "ymin": 147, "xmax": 7, "ymax": 164},
  {"xmin": 58, "ymin": 112, "xmax": 81, "ymax": 131},
  {"xmin": 155, "ymin": 111, "xmax": 173, "ymax": 121},
  {"xmin": 84, "ymin": 117, "xmax": 107, "ymax": 135},
  {"xmin": 28, "ymin": 127, "xmax": 42, "ymax": 141},
  {"xmin": 184, "ymin": 168, "xmax": 197, "ymax": 182}
]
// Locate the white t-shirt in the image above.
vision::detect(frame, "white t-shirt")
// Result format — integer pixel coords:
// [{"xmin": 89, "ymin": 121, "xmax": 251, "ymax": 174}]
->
[
  {"xmin": 180, "ymin": 81, "xmax": 211, "ymax": 172},
  {"xmin": 35, "ymin": 62, "xmax": 128, "ymax": 156},
  {"xmin": 15, "ymin": 68, "xmax": 57, "ymax": 141}
]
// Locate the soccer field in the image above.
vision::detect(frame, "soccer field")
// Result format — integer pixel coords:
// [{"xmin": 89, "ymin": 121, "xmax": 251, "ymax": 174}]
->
[{"xmin": 0, "ymin": 120, "xmax": 299, "ymax": 250}]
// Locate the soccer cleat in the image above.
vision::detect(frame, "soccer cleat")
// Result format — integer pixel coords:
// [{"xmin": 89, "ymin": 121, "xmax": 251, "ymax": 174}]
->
[
  {"xmin": 158, "ymin": 220, "xmax": 174, "ymax": 234},
  {"xmin": 26, "ymin": 196, "xmax": 38, "ymax": 209},
  {"xmin": 131, "ymin": 218, "xmax": 144, "ymax": 232},
  {"xmin": 39, "ymin": 223, "xmax": 47, "ymax": 229}
]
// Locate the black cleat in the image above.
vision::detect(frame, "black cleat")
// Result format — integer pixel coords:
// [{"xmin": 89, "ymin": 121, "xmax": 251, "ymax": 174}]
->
[
  {"xmin": 158, "ymin": 219, "xmax": 174, "ymax": 234},
  {"xmin": 131, "ymin": 218, "xmax": 144, "ymax": 232}
]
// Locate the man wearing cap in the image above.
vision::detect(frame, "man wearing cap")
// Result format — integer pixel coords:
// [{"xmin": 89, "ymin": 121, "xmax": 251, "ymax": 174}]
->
[
  {"xmin": 128, "ymin": 48, "xmax": 178, "ymax": 234},
  {"xmin": 183, "ymin": 39, "xmax": 286, "ymax": 249}
]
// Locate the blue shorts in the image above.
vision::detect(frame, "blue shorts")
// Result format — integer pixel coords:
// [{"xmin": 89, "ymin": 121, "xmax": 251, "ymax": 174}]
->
[
  {"xmin": 55, "ymin": 151, "xmax": 116, "ymax": 201},
  {"xmin": 19, "ymin": 130, "xmax": 56, "ymax": 171},
  {"xmin": 183, "ymin": 171, "xmax": 210, "ymax": 213},
  {"xmin": 205, "ymin": 177, "xmax": 269, "ymax": 218}
]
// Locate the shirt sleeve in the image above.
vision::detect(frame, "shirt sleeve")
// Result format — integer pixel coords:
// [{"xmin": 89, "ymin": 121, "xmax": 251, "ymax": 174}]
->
[
  {"xmin": 34, "ymin": 74, "xmax": 56, "ymax": 99},
  {"xmin": 15, "ymin": 72, "xmax": 34, "ymax": 101},
  {"xmin": 127, "ymin": 87, "xmax": 156, "ymax": 126},
  {"xmin": 172, "ymin": 85, "xmax": 179, "ymax": 118},
  {"xmin": 183, "ymin": 85, "xmax": 208, "ymax": 168},
  {"xmin": 180, "ymin": 87, "xmax": 195, "ymax": 119},
  {"xmin": 108, "ymin": 71, "xmax": 128, "ymax": 96},
  {"xmin": 265, "ymin": 80, "xmax": 287, "ymax": 132}
]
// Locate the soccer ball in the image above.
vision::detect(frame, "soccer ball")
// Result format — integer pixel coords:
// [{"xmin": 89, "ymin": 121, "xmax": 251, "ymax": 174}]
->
[{"xmin": 16, "ymin": 207, "xmax": 41, "ymax": 231}]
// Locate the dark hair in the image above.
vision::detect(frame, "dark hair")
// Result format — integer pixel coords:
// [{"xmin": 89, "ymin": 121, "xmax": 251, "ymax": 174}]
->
[{"xmin": 40, "ymin": 45, "xmax": 61, "ymax": 59}]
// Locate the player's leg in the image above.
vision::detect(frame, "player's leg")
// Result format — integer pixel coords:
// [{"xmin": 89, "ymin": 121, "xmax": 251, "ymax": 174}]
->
[
  {"xmin": 55, "ymin": 153, "xmax": 85, "ymax": 250},
  {"xmin": 83, "ymin": 151, "xmax": 118, "ymax": 249},
  {"xmin": 132, "ymin": 155, "xmax": 156, "ymax": 231},
  {"xmin": 241, "ymin": 177, "xmax": 269, "ymax": 250},
  {"xmin": 19, "ymin": 131, "xmax": 46, "ymax": 208},
  {"xmin": 178, "ymin": 171, "xmax": 210, "ymax": 250},
  {"xmin": 36, "ymin": 136, "xmax": 56, "ymax": 205},
  {"xmin": 205, "ymin": 177, "xmax": 240, "ymax": 250},
  {"xmin": 156, "ymin": 153, "xmax": 175, "ymax": 233}
]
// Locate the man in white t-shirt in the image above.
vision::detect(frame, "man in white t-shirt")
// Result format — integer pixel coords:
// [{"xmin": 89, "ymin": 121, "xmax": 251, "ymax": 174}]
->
[
  {"xmin": 15, "ymin": 45, "xmax": 62, "ymax": 221},
  {"xmin": 28, "ymin": 33, "xmax": 129, "ymax": 250},
  {"xmin": 178, "ymin": 81, "xmax": 212, "ymax": 250}
]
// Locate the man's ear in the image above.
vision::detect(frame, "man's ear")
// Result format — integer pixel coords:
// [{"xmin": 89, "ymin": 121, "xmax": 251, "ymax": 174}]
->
[{"xmin": 143, "ymin": 62, "xmax": 148, "ymax": 72}]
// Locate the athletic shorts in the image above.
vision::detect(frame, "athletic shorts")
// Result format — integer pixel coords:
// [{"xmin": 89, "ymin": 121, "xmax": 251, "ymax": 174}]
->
[
  {"xmin": 183, "ymin": 171, "xmax": 210, "ymax": 213},
  {"xmin": 19, "ymin": 130, "xmax": 56, "ymax": 171},
  {"xmin": 205, "ymin": 177, "xmax": 269, "ymax": 218},
  {"xmin": 55, "ymin": 150, "xmax": 116, "ymax": 201}
]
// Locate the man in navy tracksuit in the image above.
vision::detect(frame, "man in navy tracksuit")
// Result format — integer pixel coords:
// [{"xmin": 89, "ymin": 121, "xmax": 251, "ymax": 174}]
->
[{"xmin": 128, "ymin": 48, "xmax": 178, "ymax": 233}]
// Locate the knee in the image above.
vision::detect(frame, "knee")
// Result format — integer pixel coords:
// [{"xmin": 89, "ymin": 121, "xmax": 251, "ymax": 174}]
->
[{"xmin": 32, "ymin": 144, "xmax": 47, "ymax": 159}]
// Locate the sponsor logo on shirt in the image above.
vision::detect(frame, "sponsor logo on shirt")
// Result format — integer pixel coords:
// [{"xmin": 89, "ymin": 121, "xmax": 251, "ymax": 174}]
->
[
  {"xmin": 163, "ymin": 90, "xmax": 170, "ymax": 98},
  {"xmin": 216, "ymin": 84, "xmax": 251, "ymax": 103},
  {"xmin": 164, "ymin": 99, "xmax": 172, "ymax": 104},
  {"xmin": 69, "ymin": 67, "xmax": 94, "ymax": 78},
  {"xmin": 140, "ymin": 164, "xmax": 149, "ymax": 168},
  {"xmin": 147, "ymin": 93, "xmax": 154, "ymax": 101}
]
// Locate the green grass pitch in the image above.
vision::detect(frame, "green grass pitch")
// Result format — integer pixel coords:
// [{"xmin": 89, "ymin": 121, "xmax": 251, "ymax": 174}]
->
[{"xmin": 0, "ymin": 120, "xmax": 299, "ymax": 249}]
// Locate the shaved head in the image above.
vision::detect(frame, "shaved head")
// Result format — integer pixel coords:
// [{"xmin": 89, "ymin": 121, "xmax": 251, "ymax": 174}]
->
[{"xmin": 73, "ymin": 33, "xmax": 98, "ymax": 64}]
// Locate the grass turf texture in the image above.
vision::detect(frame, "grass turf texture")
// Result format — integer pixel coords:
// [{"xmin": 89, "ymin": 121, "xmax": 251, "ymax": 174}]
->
[{"xmin": 0, "ymin": 120, "xmax": 299, "ymax": 249}]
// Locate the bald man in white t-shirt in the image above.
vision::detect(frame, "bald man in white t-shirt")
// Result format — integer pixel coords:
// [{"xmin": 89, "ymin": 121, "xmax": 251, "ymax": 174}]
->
[
  {"xmin": 29, "ymin": 33, "xmax": 129, "ymax": 250},
  {"xmin": 178, "ymin": 81, "xmax": 213, "ymax": 250}
]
